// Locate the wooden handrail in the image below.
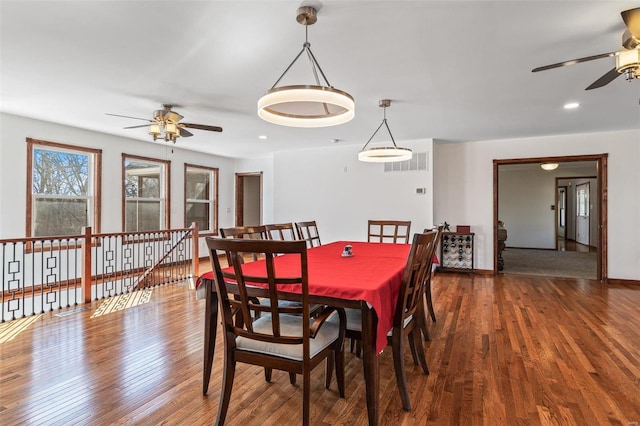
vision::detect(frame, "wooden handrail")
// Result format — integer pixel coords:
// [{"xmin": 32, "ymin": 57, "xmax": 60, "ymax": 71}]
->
[
  {"xmin": 1, "ymin": 224, "xmax": 201, "ymax": 321},
  {"xmin": 129, "ymin": 223, "xmax": 197, "ymax": 292}
]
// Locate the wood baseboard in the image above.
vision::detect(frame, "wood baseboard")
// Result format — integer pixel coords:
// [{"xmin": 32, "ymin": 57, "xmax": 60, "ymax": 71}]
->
[
  {"xmin": 605, "ymin": 278, "xmax": 640, "ymax": 286},
  {"xmin": 435, "ymin": 268, "xmax": 494, "ymax": 275}
]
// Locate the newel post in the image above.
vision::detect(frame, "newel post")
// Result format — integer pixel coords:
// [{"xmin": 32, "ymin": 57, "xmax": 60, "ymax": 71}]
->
[
  {"xmin": 191, "ymin": 222, "xmax": 200, "ymax": 278},
  {"xmin": 81, "ymin": 226, "xmax": 92, "ymax": 304}
]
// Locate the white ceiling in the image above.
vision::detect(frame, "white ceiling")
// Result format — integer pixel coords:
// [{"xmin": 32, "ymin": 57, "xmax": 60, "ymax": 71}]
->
[{"xmin": 2, "ymin": 1, "xmax": 639, "ymax": 159}]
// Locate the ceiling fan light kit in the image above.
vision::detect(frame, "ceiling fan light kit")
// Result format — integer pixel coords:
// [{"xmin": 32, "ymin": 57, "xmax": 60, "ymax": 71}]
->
[
  {"xmin": 532, "ymin": 7, "xmax": 640, "ymax": 89},
  {"xmin": 358, "ymin": 99, "xmax": 412, "ymax": 163},
  {"xmin": 616, "ymin": 48, "xmax": 640, "ymax": 79},
  {"xmin": 257, "ymin": 6, "xmax": 355, "ymax": 127}
]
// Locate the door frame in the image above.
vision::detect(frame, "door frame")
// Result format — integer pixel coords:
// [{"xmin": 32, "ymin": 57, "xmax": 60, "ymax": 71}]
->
[
  {"xmin": 493, "ymin": 153, "xmax": 608, "ymax": 282},
  {"xmin": 555, "ymin": 184, "xmax": 568, "ymax": 246},
  {"xmin": 235, "ymin": 172, "xmax": 263, "ymax": 226}
]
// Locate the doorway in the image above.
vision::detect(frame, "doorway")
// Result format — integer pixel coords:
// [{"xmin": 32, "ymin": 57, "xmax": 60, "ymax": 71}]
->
[
  {"xmin": 493, "ymin": 154, "xmax": 608, "ymax": 281},
  {"xmin": 575, "ymin": 182, "xmax": 590, "ymax": 246},
  {"xmin": 557, "ymin": 186, "xmax": 567, "ymax": 240},
  {"xmin": 235, "ymin": 172, "xmax": 262, "ymax": 226}
]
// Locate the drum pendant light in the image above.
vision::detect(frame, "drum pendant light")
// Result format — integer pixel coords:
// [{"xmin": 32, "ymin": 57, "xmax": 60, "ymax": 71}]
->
[
  {"xmin": 257, "ymin": 6, "xmax": 355, "ymax": 128},
  {"xmin": 358, "ymin": 99, "xmax": 412, "ymax": 163}
]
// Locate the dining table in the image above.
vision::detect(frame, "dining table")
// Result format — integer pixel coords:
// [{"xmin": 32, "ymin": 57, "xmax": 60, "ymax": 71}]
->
[{"xmin": 199, "ymin": 240, "xmax": 412, "ymax": 426}]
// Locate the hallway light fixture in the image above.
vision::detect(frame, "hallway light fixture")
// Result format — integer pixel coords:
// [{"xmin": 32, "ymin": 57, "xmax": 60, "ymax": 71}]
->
[
  {"xmin": 257, "ymin": 6, "xmax": 355, "ymax": 128},
  {"xmin": 541, "ymin": 163, "xmax": 559, "ymax": 171},
  {"xmin": 358, "ymin": 99, "xmax": 412, "ymax": 163}
]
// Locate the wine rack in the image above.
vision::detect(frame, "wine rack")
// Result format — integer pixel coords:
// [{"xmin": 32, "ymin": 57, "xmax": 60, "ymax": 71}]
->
[{"xmin": 440, "ymin": 232, "xmax": 474, "ymax": 271}]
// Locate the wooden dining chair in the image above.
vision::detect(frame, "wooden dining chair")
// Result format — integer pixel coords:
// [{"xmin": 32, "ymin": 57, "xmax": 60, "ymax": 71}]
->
[
  {"xmin": 206, "ymin": 238, "xmax": 346, "ymax": 426},
  {"xmin": 219, "ymin": 225, "xmax": 268, "ymax": 240},
  {"xmin": 265, "ymin": 222, "xmax": 298, "ymax": 241},
  {"xmin": 295, "ymin": 221, "xmax": 322, "ymax": 248},
  {"xmin": 327, "ymin": 230, "xmax": 437, "ymax": 411},
  {"xmin": 367, "ymin": 220, "xmax": 412, "ymax": 244},
  {"xmin": 423, "ymin": 224, "xmax": 444, "ymax": 327}
]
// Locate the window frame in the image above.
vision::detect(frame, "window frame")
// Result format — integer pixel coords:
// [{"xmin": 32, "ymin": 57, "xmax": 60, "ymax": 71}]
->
[
  {"xmin": 26, "ymin": 138, "xmax": 102, "ymax": 238},
  {"xmin": 121, "ymin": 153, "xmax": 171, "ymax": 232},
  {"xmin": 184, "ymin": 163, "xmax": 219, "ymax": 235}
]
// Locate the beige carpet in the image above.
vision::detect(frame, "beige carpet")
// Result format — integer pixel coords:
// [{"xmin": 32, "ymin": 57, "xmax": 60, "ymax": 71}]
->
[{"xmin": 501, "ymin": 248, "xmax": 597, "ymax": 280}]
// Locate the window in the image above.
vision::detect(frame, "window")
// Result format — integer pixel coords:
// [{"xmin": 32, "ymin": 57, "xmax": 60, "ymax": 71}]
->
[
  {"xmin": 185, "ymin": 164, "xmax": 218, "ymax": 234},
  {"xmin": 122, "ymin": 154, "xmax": 170, "ymax": 232},
  {"xmin": 27, "ymin": 138, "xmax": 102, "ymax": 237}
]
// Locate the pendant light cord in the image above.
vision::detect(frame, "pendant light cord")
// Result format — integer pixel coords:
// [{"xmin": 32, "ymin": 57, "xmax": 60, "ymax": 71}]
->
[
  {"xmin": 270, "ymin": 23, "xmax": 332, "ymax": 89},
  {"xmin": 361, "ymin": 105, "xmax": 399, "ymax": 151}
]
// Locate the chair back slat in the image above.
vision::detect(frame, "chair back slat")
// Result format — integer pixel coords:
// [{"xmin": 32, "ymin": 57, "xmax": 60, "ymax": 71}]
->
[
  {"xmin": 207, "ymin": 238, "xmax": 310, "ymax": 348},
  {"xmin": 295, "ymin": 221, "xmax": 322, "ymax": 248},
  {"xmin": 220, "ymin": 225, "xmax": 268, "ymax": 240},
  {"xmin": 368, "ymin": 220, "xmax": 412, "ymax": 244},
  {"xmin": 265, "ymin": 222, "xmax": 298, "ymax": 241},
  {"xmin": 394, "ymin": 230, "xmax": 438, "ymax": 326}
]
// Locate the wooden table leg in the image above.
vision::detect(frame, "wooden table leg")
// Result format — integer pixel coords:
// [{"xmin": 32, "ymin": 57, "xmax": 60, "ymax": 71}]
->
[
  {"xmin": 361, "ymin": 302, "xmax": 379, "ymax": 426},
  {"xmin": 203, "ymin": 279, "xmax": 218, "ymax": 394}
]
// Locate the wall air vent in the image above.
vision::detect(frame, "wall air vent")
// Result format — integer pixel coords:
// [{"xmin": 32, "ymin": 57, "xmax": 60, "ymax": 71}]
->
[{"xmin": 384, "ymin": 152, "xmax": 427, "ymax": 172}]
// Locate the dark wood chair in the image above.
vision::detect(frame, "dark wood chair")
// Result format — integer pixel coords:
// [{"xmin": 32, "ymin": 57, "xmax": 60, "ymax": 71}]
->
[
  {"xmin": 265, "ymin": 222, "xmax": 298, "ymax": 241},
  {"xmin": 220, "ymin": 225, "xmax": 268, "ymax": 262},
  {"xmin": 422, "ymin": 225, "xmax": 444, "ymax": 340},
  {"xmin": 295, "ymin": 221, "xmax": 322, "ymax": 248},
  {"xmin": 327, "ymin": 230, "xmax": 437, "ymax": 411},
  {"xmin": 206, "ymin": 238, "xmax": 346, "ymax": 426},
  {"xmin": 367, "ymin": 220, "xmax": 412, "ymax": 244},
  {"xmin": 219, "ymin": 225, "xmax": 268, "ymax": 240}
]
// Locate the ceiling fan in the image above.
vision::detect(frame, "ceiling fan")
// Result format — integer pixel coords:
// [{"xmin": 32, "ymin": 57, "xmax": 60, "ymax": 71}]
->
[
  {"xmin": 106, "ymin": 104, "xmax": 222, "ymax": 143},
  {"xmin": 532, "ymin": 7, "xmax": 640, "ymax": 90}
]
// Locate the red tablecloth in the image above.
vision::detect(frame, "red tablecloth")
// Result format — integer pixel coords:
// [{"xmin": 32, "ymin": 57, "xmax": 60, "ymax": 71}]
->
[{"xmin": 199, "ymin": 241, "xmax": 411, "ymax": 353}]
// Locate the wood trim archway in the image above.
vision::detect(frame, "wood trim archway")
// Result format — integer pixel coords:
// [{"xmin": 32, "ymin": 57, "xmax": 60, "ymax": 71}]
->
[
  {"xmin": 493, "ymin": 154, "xmax": 608, "ymax": 282},
  {"xmin": 235, "ymin": 172, "xmax": 263, "ymax": 226}
]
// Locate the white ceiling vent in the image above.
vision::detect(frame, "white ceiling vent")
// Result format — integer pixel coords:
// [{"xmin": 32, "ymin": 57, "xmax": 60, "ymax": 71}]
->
[{"xmin": 384, "ymin": 152, "xmax": 427, "ymax": 172}]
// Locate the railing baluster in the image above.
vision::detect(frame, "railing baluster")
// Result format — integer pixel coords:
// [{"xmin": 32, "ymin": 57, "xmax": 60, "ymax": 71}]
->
[{"xmin": 2, "ymin": 226, "xmax": 197, "ymax": 321}]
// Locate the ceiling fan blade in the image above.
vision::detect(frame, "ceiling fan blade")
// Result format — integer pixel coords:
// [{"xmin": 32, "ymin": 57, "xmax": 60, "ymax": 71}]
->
[
  {"xmin": 181, "ymin": 123, "xmax": 223, "ymax": 132},
  {"xmin": 106, "ymin": 112, "xmax": 152, "ymax": 122},
  {"xmin": 621, "ymin": 7, "xmax": 640, "ymax": 39},
  {"xmin": 532, "ymin": 52, "xmax": 616, "ymax": 72},
  {"xmin": 123, "ymin": 124, "xmax": 150, "ymax": 129},
  {"xmin": 585, "ymin": 67, "xmax": 621, "ymax": 90},
  {"xmin": 178, "ymin": 127, "xmax": 193, "ymax": 137}
]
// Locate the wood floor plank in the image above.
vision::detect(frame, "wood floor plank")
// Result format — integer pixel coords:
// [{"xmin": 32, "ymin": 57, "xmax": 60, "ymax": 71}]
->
[{"xmin": 1, "ymin": 273, "xmax": 640, "ymax": 425}]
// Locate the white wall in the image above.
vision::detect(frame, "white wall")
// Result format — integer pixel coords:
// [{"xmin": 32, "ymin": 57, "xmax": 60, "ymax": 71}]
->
[
  {"xmin": 0, "ymin": 113, "xmax": 237, "ymax": 256},
  {"xmin": 434, "ymin": 129, "xmax": 640, "ymax": 280},
  {"xmin": 272, "ymin": 139, "xmax": 434, "ymax": 244},
  {"xmin": 499, "ymin": 166, "xmax": 596, "ymax": 249}
]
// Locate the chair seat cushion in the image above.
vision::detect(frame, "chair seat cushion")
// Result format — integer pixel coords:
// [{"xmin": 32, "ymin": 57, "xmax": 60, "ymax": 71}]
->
[
  {"xmin": 236, "ymin": 314, "xmax": 340, "ymax": 361},
  {"xmin": 329, "ymin": 308, "xmax": 411, "ymax": 335}
]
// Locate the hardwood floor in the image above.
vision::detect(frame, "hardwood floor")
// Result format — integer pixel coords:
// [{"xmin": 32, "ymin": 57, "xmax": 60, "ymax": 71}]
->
[
  {"xmin": 1, "ymin": 273, "xmax": 639, "ymax": 425},
  {"xmin": 558, "ymin": 238, "xmax": 597, "ymax": 253}
]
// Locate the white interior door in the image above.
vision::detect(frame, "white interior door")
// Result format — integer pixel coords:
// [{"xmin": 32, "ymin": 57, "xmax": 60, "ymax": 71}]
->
[
  {"xmin": 576, "ymin": 183, "xmax": 589, "ymax": 246},
  {"xmin": 557, "ymin": 186, "xmax": 566, "ymax": 239}
]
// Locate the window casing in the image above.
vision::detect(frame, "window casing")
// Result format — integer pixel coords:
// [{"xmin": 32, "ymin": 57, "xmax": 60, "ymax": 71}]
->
[
  {"xmin": 185, "ymin": 164, "xmax": 218, "ymax": 234},
  {"xmin": 122, "ymin": 154, "xmax": 170, "ymax": 232},
  {"xmin": 27, "ymin": 138, "xmax": 102, "ymax": 237}
]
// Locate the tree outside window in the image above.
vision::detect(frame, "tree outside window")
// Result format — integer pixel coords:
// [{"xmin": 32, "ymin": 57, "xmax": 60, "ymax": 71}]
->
[
  {"xmin": 27, "ymin": 139, "xmax": 101, "ymax": 237},
  {"xmin": 123, "ymin": 155, "xmax": 170, "ymax": 232},
  {"xmin": 185, "ymin": 164, "xmax": 218, "ymax": 234}
]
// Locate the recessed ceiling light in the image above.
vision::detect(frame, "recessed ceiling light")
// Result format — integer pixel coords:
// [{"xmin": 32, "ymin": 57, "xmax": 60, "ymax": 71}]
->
[
  {"xmin": 258, "ymin": 135, "xmax": 268, "ymax": 139},
  {"xmin": 564, "ymin": 102, "xmax": 580, "ymax": 109}
]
